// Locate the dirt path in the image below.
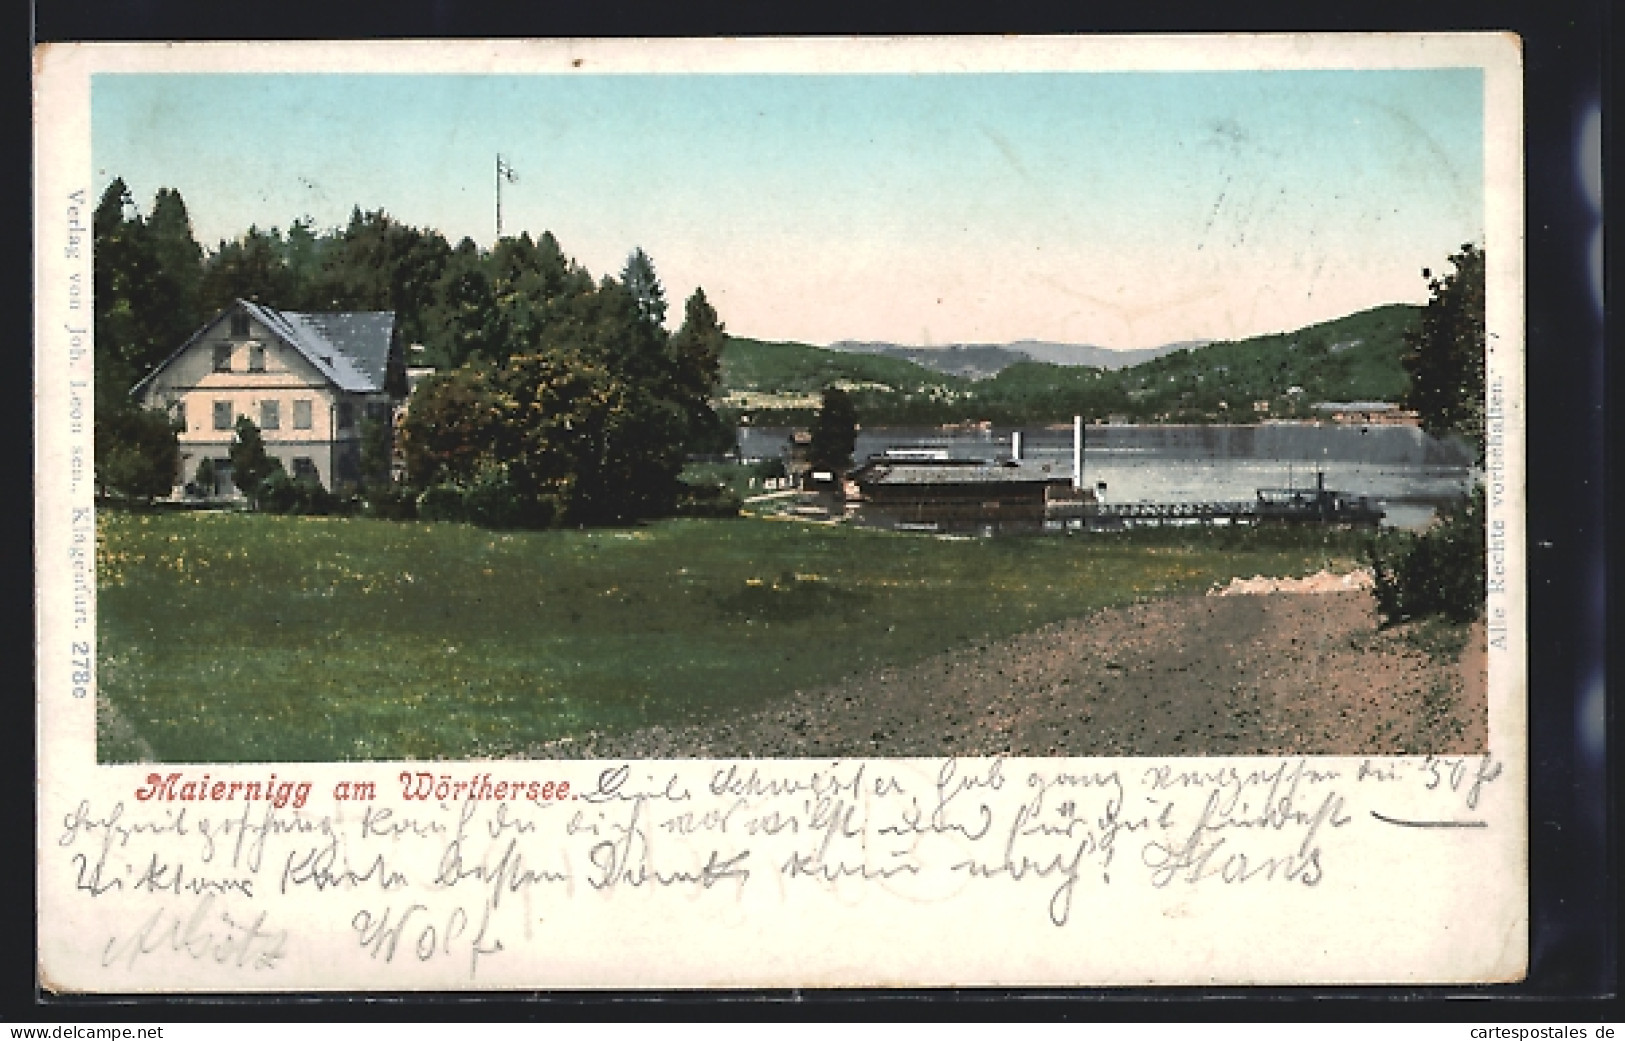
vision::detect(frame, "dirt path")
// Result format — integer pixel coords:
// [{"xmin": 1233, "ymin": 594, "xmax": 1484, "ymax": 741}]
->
[{"xmin": 525, "ymin": 589, "xmax": 1487, "ymax": 760}]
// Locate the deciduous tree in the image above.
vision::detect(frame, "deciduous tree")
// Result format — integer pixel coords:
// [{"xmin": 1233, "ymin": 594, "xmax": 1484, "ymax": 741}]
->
[
  {"xmin": 1402, "ymin": 243, "xmax": 1485, "ymax": 457},
  {"xmin": 1370, "ymin": 244, "xmax": 1488, "ymax": 626},
  {"xmin": 94, "ymin": 407, "xmax": 179, "ymax": 502}
]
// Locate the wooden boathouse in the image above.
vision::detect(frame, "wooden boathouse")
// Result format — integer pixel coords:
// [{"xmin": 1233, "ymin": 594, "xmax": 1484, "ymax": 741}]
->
[{"xmin": 848, "ymin": 457, "xmax": 1092, "ymax": 534}]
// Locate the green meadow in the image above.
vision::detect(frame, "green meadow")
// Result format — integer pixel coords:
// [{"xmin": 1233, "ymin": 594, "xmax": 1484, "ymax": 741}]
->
[{"xmin": 97, "ymin": 511, "xmax": 1362, "ymax": 762}]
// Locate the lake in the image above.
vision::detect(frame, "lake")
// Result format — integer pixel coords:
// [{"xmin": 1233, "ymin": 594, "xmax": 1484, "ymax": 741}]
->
[{"xmin": 736, "ymin": 423, "xmax": 1478, "ymax": 529}]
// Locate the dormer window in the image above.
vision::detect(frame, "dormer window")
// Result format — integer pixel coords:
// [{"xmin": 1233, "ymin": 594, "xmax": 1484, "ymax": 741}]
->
[
  {"xmin": 213, "ymin": 345, "xmax": 232, "ymax": 372},
  {"xmin": 248, "ymin": 344, "xmax": 266, "ymax": 372},
  {"xmin": 230, "ymin": 313, "xmax": 250, "ymax": 337}
]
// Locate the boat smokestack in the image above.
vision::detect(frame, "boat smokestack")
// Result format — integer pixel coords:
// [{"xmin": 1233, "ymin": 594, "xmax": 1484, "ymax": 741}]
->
[
  {"xmin": 1011, "ymin": 430, "xmax": 1023, "ymax": 462},
  {"xmin": 1072, "ymin": 415, "xmax": 1083, "ymax": 490}
]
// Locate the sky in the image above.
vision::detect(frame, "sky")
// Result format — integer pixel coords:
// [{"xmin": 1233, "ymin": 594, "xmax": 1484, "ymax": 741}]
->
[{"xmin": 93, "ymin": 69, "xmax": 1484, "ymax": 349}]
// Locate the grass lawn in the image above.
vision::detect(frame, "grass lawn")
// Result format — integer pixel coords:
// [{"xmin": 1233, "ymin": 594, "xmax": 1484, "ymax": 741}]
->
[{"xmin": 97, "ymin": 510, "xmax": 1364, "ymax": 762}]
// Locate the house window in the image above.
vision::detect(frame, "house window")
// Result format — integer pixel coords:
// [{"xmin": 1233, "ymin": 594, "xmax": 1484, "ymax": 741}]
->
[
  {"xmin": 213, "ymin": 345, "xmax": 232, "ymax": 372},
  {"xmin": 230, "ymin": 313, "xmax": 250, "ymax": 337},
  {"xmin": 337, "ymin": 402, "xmax": 355, "ymax": 430},
  {"xmin": 213, "ymin": 401, "xmax": 233, "ymax": 430},
  {"xmin": 293, "ymin": 400, "xmax": 313, "ymax": 430},
  {"xmin": 172, "ymin": 401, "xmax": 186, "ymax": 431},
  {"xmin": 248, "ymin": 344, "xmax": 266, "ymax": 372},
  {"xmin": 260, "ymin": 400, "xmax": 280, "ymax": 430},
  {"xmin": 292, "ymin": 458, "xmax": 319, "ymax": 482}
]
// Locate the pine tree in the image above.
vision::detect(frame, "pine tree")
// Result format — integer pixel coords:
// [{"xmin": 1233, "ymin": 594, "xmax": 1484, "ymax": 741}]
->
[
  {"xmin": 426, "ymin": 238, "xmax": 500, "ymax": 368},
  {"xmin": 669, "ymin": 287, "xmax": 728, "ymax": 451},
  {"xmin": 200, "ymin": 226, "xmax": 297, "ymax": 313},
  {"xmin": 620, "ymin": 247, "xmax": 667, "ymax": 329},
  {"xmin": 809, "ymin": 386, "xmax": 859, "ymax": 473},
  {"xmin": 132, "ymin": 188, "xmax": 208, "ymax": 379},
  {"xmin": 283, "ymin": 216, "xmax": 328, "ymax": 304},
  {"xmin": 92, "ymin": 178, "xmax": 145, "ymax": 400},
  {"xmin": 228, "ymin": 416, "xmax": 283, "ymax": 507},
  {"xmin": 146, "ymin": 189, "xmax": 204, "ymax": 314}
]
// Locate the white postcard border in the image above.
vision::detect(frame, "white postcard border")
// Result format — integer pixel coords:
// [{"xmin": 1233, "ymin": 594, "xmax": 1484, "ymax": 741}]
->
[{"xmin": 35, "ymin": 34, "xmax": 1526, "ymax": 992}]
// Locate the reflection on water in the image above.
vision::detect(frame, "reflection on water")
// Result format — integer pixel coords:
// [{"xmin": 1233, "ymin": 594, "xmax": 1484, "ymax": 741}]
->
[{"xmin": 736, "ymin": 424, "xmax": 1477, "ymax": 529}]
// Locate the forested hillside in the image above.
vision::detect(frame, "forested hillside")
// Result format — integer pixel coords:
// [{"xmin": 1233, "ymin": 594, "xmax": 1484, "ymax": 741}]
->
[{"xmin": 720, "ymin": 304, "xmax": 1420, "ymax": 426}]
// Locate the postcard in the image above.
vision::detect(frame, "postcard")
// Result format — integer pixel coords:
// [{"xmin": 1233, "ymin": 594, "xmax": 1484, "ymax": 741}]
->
[{"xmin": 35, "ymin": 34, "xmax": 1525, "ymax": 991}]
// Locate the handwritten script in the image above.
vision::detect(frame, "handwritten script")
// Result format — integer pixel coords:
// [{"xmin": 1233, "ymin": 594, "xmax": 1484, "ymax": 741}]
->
[{"xmin": 50, "ymin": 754, "xmax": 1502, "ymax": 984}]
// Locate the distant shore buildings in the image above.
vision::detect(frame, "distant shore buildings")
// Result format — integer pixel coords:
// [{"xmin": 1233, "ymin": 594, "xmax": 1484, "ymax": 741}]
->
[{"xmin": 1311, "ymin": 401, "xmax": 1421, "ymax": 426}]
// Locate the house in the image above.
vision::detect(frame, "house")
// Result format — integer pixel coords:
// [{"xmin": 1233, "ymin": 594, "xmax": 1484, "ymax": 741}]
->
[{"xmin": 132, "ymin": 299, "xmax": 405, "ymax": 496}]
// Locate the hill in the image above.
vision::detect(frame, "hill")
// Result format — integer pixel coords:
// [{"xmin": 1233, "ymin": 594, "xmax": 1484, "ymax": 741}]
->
[
  {"xmin": 827, "ymin": 342, "xmax": 1025, "ymax": 380},
  {"xmin": 1011, "ymin": 339, "xmax": 1202, "ymax": 369},
  {"xmin": 719, "ymin": 336, "xmax": 969, "ymax": 413},
  {"xmin": 720, "ymin": 303, "xmax": 1421, "ymax": 426},
  {"xmin": 972, "ymin": 304, "xmax": 1420, "ymax": 425},
  {"xmin": 825, "ymin": 338, "xmax": 1196, "ymax": 378}
]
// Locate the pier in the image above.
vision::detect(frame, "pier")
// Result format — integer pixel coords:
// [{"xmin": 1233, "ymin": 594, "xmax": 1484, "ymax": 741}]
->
[{"xmin": 1048, "ymin": 472, "xmax": 1384, "ymax": 530}]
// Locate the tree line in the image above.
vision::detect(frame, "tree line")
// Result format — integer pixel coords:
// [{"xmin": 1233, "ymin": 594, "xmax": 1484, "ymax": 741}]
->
[{"xmin": 93, "ymin": 180, "xmax": 730, "ymax": 525}]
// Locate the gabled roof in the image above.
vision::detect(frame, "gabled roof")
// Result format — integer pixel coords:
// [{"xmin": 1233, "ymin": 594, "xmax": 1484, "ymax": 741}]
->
[
  {"xmin": 243, "ymin": 301, "xmax": 396, "ymax": 393},
  {"xmin": 853, "ymin": 459, "xmax": 1071, "ymax": 487},
  {"xmin": 132, "ymin": 300, "xmax": 397, "ymax": 397}
]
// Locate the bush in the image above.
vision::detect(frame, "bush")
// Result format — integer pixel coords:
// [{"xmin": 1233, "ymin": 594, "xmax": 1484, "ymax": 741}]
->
[
  {"xmin": 259, "ymin": 470, "xmax": 337, "ymax": 516},
  {"xmin": 362, "ymin": 482, "xmax": 418, "ymax": 521},
  {"xmin": 193, "ymin": 458, "xmax": 216, "ymax": 497},
  {"xmin": 414, "ymin": 470, "xmax": 557, "ymax": 528},
  {"xmin": 1367, "ymin": 484, "xmax": 1485, "ymax": 626},
  {"xmin": 462, "ymin": 468, "xmax": 550, "ymax": 529},
  {"xmin": 416, "ymin": 483, "xmax": 469, "ymax": 523},
  {"xmin": 96, "ymin": 406, "xmax": 179, "ymax": 502},
  {"xmin": 674, "ymin": 481, "xmax": 743, "ymax": 519}
]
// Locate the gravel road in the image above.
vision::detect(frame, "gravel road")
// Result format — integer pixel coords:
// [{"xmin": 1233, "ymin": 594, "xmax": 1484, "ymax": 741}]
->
[{"xmin": 524, "ymin": 589, "xmax": 1487, "ymax": 760}]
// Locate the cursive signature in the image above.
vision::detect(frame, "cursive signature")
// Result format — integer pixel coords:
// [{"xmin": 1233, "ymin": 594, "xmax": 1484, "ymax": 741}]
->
[{"xmin": 100, "ymin": 893, "xmax": 286, "ymax": 971}]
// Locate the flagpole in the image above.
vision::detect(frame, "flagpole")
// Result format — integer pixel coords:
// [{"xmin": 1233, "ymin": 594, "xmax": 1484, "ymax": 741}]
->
[{"xmin": 495, "ymin": 154, "xmax": 519, "ymax": 240}]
